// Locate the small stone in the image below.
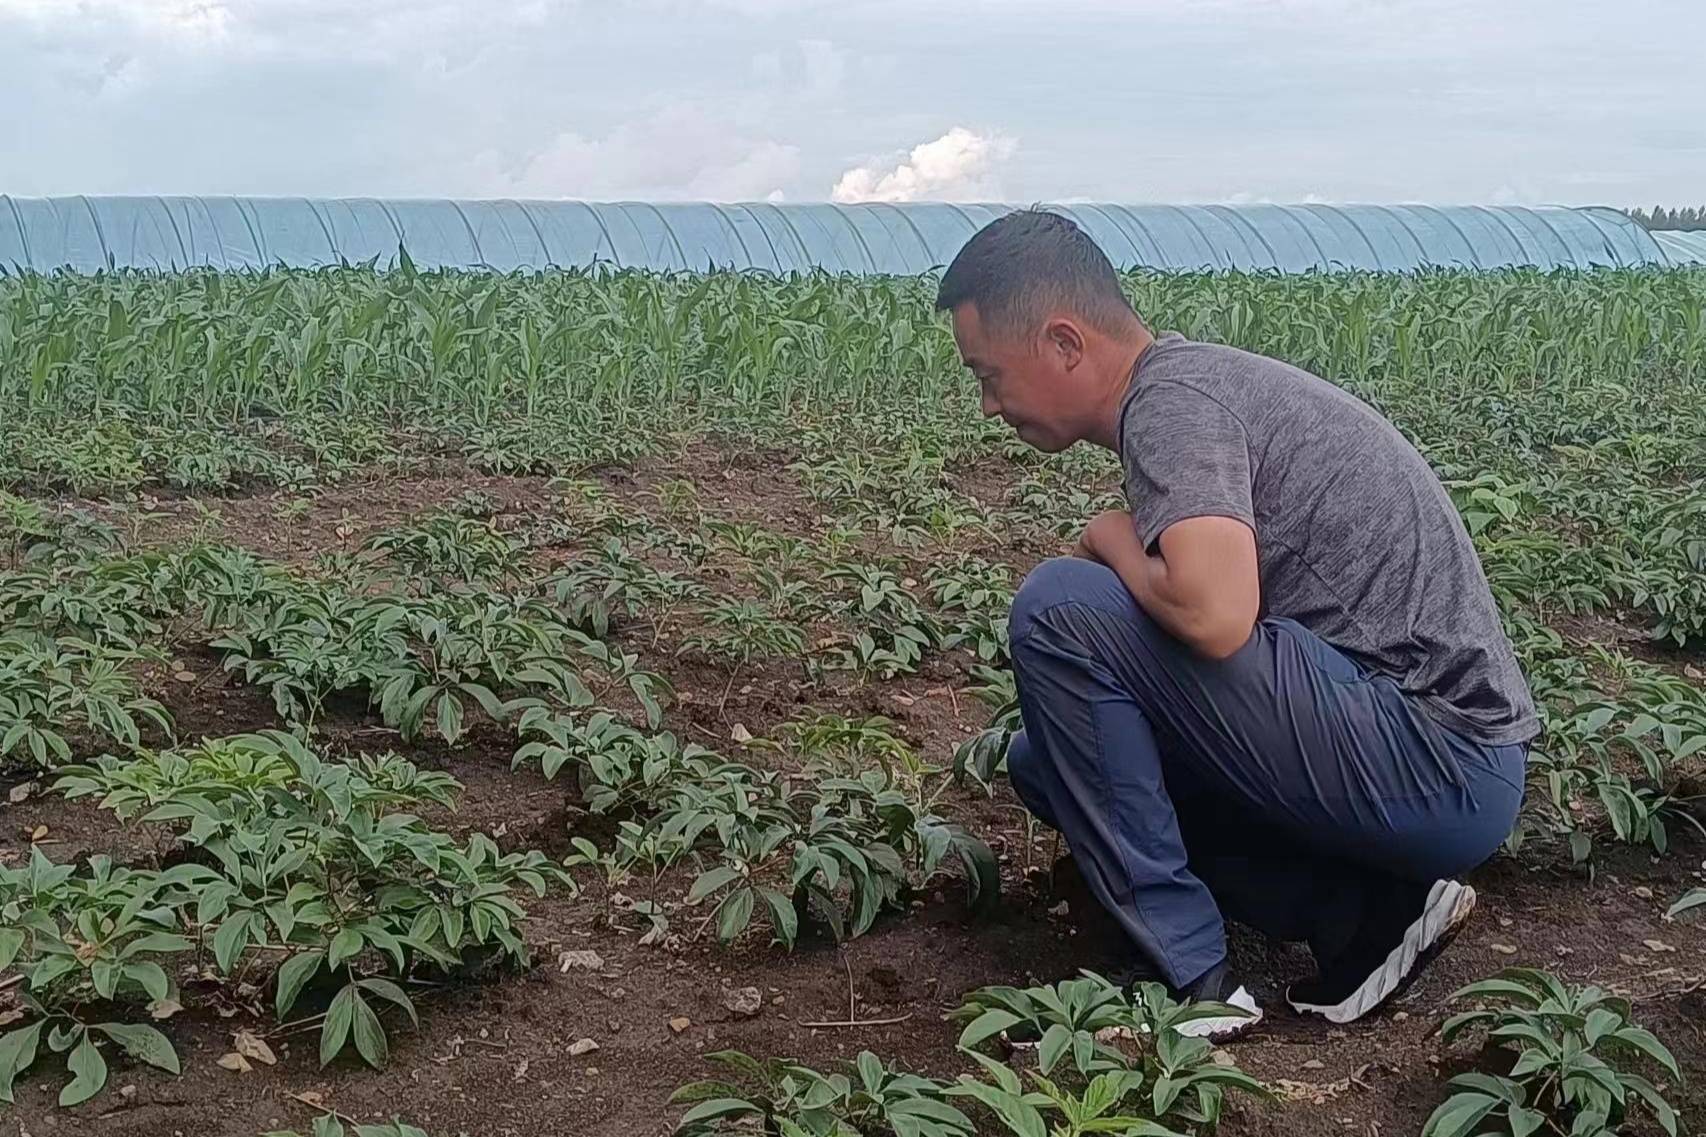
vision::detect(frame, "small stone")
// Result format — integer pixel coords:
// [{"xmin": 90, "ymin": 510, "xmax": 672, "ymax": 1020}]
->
[
  {"xmin": 147, "ymin": 998, "xmax": 183, "ymax": 1020},
  {"xmin": 585, "ymin": 1067, "xmax": 600, "ymax": 1076},
  {"xmin": 723, "ymin": 986, "xmax": 763, "ymax": 1017},
  {"xmin": 1303, "ymin": 1059, "xmax": 1325, "ymax": 1070},
  {"xmin": 568, "ymin": 1038, "xmax": 599, "ymax": 1057},
  {"xmin": 174, "ymin": 671, "xmax": 196, "ymax": 683},
  {"xmin": 1490, "ymin": 943, "xmax": 1518, "ymax": 955},
  {"xmin": 7, "ymin": 781, "xmax": 35, "ymax": 804},
  {"xmin": 730, "ymin": 723, "xmax": 753, "ymax": 744},
  {"xmin": 1393, "ymin": 1011, "xmax": 1409, "ymax": 1022},
  {"xmin": 1635, "ymin": 886, "xmax": 1653, "ymax": 900},
  {"xmin": 669, "ymin": 1016, "xmax": 691, "ymax": 1034},
  {"xmin": 1497, "ymin": 917, "xmax": 1513, "ymax": 928},
  {"xmin": 1643, "ymin": 939, "xmax": 1676, "ymax": 953},
  {"xmin": 771, "ymin": 994, "xmax": 785, "ymax": 1006},
  {"xmin": 119, "ymin": 1085, "xmax": 136, "ymax": 1101},
  {"xmin": 1048, "ymin": 901, "xmax": 1070, "ymax": 918}
]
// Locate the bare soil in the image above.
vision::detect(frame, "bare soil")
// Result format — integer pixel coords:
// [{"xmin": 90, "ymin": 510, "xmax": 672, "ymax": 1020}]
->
[{"xmin": 3, "ymin": 437, "xmax": 1704, "ymax": 1137}]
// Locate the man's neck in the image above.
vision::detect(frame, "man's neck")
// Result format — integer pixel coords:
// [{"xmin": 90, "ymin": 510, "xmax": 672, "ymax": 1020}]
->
[{"xmin": 1082, "ymin": 327, "xmax": 1154, "ymax": 451}]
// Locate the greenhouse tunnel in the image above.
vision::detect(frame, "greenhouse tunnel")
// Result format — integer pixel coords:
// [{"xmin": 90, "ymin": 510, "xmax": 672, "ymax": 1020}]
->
[{"xmin": 0, "ymin": 196, "xmax": 1691, "ymax": 275}]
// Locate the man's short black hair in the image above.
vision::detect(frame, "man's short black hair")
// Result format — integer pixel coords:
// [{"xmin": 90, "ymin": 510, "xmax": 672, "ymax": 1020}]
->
[{"xmin": 934, "ymin": 209, "xmax": 1138, "ymax": 339}]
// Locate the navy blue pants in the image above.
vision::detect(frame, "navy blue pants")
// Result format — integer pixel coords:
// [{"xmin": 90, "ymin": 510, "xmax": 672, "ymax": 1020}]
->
[{"xmin": 1008, "ymin": 557, "xmax": 1526, "ymax": 988}]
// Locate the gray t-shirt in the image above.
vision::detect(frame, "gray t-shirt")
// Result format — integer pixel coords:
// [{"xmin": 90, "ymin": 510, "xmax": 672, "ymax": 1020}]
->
[{"xmin": 1119, "ymin": 333, "xmax": 1538, "ymax": 747}]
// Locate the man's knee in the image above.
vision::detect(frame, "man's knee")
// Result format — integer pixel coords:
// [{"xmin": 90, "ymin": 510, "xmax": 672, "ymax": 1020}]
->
[
  {"xmin": 1010, "ymin": 556, "xmax": 1131, "ymax": 643},
  {"xmin": 1005, "ymin": 730, "xmax": 1057, "ymax": 827}
]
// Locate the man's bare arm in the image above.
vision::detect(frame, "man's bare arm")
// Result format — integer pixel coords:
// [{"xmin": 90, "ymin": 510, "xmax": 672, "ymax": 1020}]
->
[{"xmin": 1077, "ymin": 510, "xmax": 1259, "ymax": 659}]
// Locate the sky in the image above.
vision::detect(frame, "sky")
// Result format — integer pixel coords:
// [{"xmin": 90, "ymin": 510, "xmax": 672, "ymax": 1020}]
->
[{"xmin": 2, "ymin": 0, "xmax": 1702, "ymax": 207}]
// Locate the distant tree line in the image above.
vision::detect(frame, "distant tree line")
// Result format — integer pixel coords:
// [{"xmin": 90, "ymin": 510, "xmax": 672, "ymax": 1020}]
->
[{"xmin": 1623, "ymin": 206, "xmax": 1706, "ymax": 231}]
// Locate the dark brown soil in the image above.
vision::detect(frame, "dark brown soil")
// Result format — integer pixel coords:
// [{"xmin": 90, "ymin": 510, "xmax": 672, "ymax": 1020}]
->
[{"xmin": 3, "ymin": 437, "xmax": 1704, "ymax": 1137}]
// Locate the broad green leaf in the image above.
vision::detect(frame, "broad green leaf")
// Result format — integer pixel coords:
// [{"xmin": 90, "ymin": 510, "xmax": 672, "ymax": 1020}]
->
[
  {"xmin": 275, "ymin": 950, "xmax": 326, "ymax": 1017},
  {"xmin": 686, "ymin": 865, "xmax": 742, "ymax": 905},
  {"xmin": 59, "ymin": 1035, "xmax": 108, "ymax": 1106},
  {"xmin": 677, "ymin": 1098, "xmax": 762, "ymax": 1124},
  {"xmin": 715, "ymin": 887, "xmax": 756, "ymax": 942},
  {"xmin": 349, "ymin": 988, "xmax": 388, "ymax": 1069},
  {"xmin": 1037, "ymin": 1023, "xmax": 1072, "ymax": 1075},
  {"xmin": 356, "ymin": 978, "xmax": 419, "ymax": 1026},
  {"xmin": 958, "ymin": 1009, "xmax": 1022, "ymax": 1051},
  {"xmin": 212, "ymin": 910, "xmax": 253, "ymax": 974},
  {"xmin": 1421, "ymin": 1091, "xmax": 1500, "ymax": 1137},
  {"xmin": 328, "ymin": 927, "xmax": 364, "ymax": 969},
  {"xmin": 0, "ymin": 1022, "xmax": 45, "ymax": 1103},
  {"xmin": 759, "ymin": 888, "xmax": 798, "ymax": 948},
  {"xmin": 1612, "ymin": 1025, "xmax": 1680, "ymax": 1078},
  {"xmin": 94, "ymin": 1023, "xmax": 179, "ymax": 1073},
  {"xmin": 321, "ymin": 983, "xmax": 357, "ymax": 1066}
]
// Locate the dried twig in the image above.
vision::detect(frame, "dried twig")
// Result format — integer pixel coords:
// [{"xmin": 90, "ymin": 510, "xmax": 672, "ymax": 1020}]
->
[
  {"xmin": 799, "ymin": 1012, "xmax": 914, "ymax": 1029},
  {"xmin": 288, "ymin": 1091, "xmax": 359, "ymax": 1126}
]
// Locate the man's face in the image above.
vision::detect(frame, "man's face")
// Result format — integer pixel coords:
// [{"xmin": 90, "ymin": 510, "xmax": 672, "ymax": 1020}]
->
[{"xmin": 950, "ymin": 301, "xmax": 1077, "ymax": 452}]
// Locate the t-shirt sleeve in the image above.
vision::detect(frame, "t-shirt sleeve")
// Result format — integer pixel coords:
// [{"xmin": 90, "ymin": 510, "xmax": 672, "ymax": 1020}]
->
[{"xmin": 1121, "ymin": 382, "xmax": 1256, "ymax": 550}]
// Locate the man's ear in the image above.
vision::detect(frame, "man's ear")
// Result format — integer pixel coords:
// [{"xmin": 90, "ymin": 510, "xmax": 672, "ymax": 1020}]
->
[{"xmin": 1044, "ymin": 317, "xmax": 1086, "ymax": 368}]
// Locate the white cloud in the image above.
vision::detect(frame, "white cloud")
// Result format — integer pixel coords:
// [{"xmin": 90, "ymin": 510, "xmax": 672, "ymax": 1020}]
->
[
  {"xmin": 832, "ymin": 127, "xmax": 1017, "ymax": 203},
  {"xmin": 485, "ymin": 105, "xmax": 799, "ymax": 201}
]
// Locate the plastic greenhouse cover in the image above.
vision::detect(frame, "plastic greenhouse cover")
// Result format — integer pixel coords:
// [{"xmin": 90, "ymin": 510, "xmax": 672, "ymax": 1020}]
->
[{"xmin": 0, "ymin": 196, "xmax": 1677, "ymax": 275}]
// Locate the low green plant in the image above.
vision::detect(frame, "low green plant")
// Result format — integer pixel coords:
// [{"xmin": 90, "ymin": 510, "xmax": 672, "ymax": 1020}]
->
[
  {"xmin": 0, "ymin": 631, "xmax": 171, "ymax": 768},
  {"xmin": 950, "ymin": 974, "xmax": 1267, "ymax": 1136},
  {"xmin": 367, "ymin": 514, "xmax": 523, "ymax": 588},
  {"xmin": 0, "ymin": 849, "xmax": 200, "ymax": 1104},
  {"xmin": 57, "ymin": 732, "xmax": 570, "ymax": 1070},
  {"xmin": 1424, "ymin": 967, "xmax": 1682, "ymax": 1137},
  {"xmin": 671, "ymin": 1049, "xmax": 975, "ymax": 1137},
  {"xmin": 680, "ymin": 598, "xmax": 807, "ymax": 666}
]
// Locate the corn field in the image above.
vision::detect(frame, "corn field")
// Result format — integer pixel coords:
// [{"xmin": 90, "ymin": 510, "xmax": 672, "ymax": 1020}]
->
[{"xmin": 3, "ymin": 265, "xmax": 1706, "ymax": 418}]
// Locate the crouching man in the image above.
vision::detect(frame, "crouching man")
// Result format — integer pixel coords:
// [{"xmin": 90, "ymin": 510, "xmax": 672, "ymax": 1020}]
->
[{"xmin": 939, "ymin": 211, "xmax": 1534, "ymax": 1033}]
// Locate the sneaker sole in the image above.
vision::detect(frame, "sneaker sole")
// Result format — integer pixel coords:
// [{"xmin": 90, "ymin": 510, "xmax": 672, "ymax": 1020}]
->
[
  {"xmin": 1286, "ymin": 879, "xmax": 1476, "ymax": 1024},
  {"xmin": 1177, "ymin": 984, "xmax": 1264, "ymax": 1042}
]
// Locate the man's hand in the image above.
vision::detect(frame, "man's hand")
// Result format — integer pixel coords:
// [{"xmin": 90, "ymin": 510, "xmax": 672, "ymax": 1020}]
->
[
  {"xmin": 1074, "ymin": 510, "xmax": 1260, "ymax": 660},
  {"xmin": 1072, "ymin": 509, "xmax": 1136, "ymax": 563}
]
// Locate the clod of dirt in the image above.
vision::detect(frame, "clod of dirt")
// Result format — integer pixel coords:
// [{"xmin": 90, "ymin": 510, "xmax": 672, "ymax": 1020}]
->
[
  {"xmin": 568, "ymin": 1038, "xmax": 599, "ymax": 1058},
  {"xmin": 723, "ymin": 986, "xmax": 763, "ymax": 1017},
  {"xmin": 668, "ymin": 1017, "xmax": 691, "ymax": 1034},
  {"xmin": 559, "ymin": 949, "xmax": 606, "ymax": 972}
]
